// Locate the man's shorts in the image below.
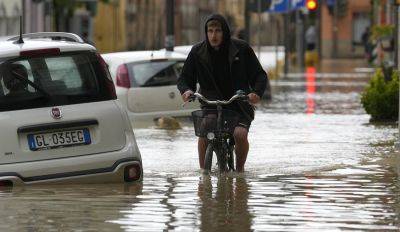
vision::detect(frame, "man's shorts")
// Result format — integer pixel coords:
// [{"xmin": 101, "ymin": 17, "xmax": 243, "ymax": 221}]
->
[{"xmin": 236, "ymin": 114, "xmax": 251, "ymax": 131}]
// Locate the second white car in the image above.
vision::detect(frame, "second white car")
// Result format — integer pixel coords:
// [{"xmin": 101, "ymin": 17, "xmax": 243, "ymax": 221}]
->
[{"xmin": 102, "ymin": 50, "xmax": 198, "ymax": 122}]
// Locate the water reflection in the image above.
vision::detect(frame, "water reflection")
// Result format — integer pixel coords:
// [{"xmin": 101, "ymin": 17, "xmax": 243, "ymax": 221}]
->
[
  {"xmin": 305, "ymin": 67, "xmax": 316, "ymax": 114},
  {"xmin": 198, "ymin": 175, "xmax": 252, "ymax": 231},
  {"xmin": 0, "ymin": 183, "xmax": 143, "ymax": 231},
  {"xmin": 0, "ymin": 60, "xmax": 398, "ymax": 231}
]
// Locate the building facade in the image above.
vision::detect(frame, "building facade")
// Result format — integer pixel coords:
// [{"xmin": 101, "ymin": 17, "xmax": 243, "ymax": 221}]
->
[
  {"xmin": 320, "ymin": 0, "xmax": 372, "ymax": 58},
  {"xmin": 93, "ymin": 0, "xmax": 252, "ymax": 53},
  {"xmin": 0, "ymin": 0, "xmax": 54, "ymax": 37},
  {"xmin": 0, "ymin": 0, "xmax": 22, "ymax": 36}
]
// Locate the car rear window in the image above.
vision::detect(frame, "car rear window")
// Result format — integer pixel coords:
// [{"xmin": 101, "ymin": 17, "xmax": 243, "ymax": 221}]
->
[
  {"xmin": 0, "ymin": 51, "xmax": 115, "ymax": 112},
  {"xmin": 127, "ymin": 60, "xmax": 183, "ymax": 87}
]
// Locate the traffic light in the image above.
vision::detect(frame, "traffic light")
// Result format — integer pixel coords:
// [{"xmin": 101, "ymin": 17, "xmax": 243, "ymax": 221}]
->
[{"xmin": 306, "ymin": 0, "xmax": 317, "ymax": 11}]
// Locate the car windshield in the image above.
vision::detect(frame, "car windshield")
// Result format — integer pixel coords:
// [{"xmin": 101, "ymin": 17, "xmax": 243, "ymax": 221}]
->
[
  {"xmin": 0, "ymin": 51, "xmax": 113, "ymax": 112},
  {"xmin": 129, "ymin": 60, "xmax": 183, "ymax": 87}
]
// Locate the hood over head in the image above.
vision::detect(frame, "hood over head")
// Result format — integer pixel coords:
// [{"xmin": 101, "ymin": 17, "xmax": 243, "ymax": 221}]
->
[{"xmin": 204, "ymin": 14, "xmax": 231, "ymax": 49}]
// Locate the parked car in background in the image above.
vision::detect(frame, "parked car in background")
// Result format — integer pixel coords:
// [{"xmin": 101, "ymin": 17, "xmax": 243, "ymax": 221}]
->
[
  {"xmin": 160, "ymin": 45, "xmax": 192, "ymax": 56},
  {"xmin": 102, "ymin": 50, "xmax": 199, "ymax": 121},
  {"xmin": 0, "ymin": 32, "xmax": 142, "ymax": 186}
]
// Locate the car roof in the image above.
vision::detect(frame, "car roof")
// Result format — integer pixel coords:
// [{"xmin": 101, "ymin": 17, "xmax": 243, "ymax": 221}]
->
[
  {"xmin": 0, "ymin": 39, "xmax": 96, "ymax": 59},
  {"xmin": 159, "ymin": 45, "xmax": 192, "ymax": 56},
  {"xmin": 102, "ymin": 50, "xmax": 187, "ymax": 64}
]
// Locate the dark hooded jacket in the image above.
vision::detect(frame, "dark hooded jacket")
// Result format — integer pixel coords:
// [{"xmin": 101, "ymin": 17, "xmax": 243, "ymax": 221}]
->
[{"xmin": 177, "ymin": 14, "xmax": 269, "ymax": 121}]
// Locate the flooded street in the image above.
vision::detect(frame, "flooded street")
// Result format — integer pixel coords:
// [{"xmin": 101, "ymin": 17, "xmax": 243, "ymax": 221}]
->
[{"xmin": 0, "ymin": 59, "xmax": 399, "ymax": 231}]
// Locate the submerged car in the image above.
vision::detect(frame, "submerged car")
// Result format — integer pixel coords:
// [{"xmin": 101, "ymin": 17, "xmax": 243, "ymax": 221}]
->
[
  {"xmin": 101, "ymin": 50, "xmax": 199, "ymax": 121},
  {"xmin": 0, "ymin": 32, "xmax": 142, "ymax": 186}
]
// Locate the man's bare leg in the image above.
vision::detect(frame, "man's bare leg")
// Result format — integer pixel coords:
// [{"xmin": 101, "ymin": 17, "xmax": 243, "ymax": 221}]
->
[
  {"xmin": 198, "ymin": 137, "xmax": 207, "ymax": 169},
  {"xmin": 233, "ymin": 127, "xmax": 249, "ymax": 172}
]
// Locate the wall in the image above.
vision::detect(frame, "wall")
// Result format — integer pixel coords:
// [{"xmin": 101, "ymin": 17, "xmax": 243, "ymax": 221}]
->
[
  {"xmin": 320, "ymin": 0, "xmax": 371, "ymax": 58},
  {"xmin": 94, "ymin": 0, "xmax": 127, "ymax": 53}
]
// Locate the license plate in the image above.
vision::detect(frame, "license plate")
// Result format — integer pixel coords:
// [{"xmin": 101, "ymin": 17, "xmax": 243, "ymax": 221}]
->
[{"xmin": 27, "ymin": 128, "xmax": 91, "ymax": 151}]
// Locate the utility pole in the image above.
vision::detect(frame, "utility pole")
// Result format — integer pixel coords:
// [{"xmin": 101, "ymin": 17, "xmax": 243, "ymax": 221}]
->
[{"xmin": 165, "ymin": 0, "xmax": 174, "ymax": 51}]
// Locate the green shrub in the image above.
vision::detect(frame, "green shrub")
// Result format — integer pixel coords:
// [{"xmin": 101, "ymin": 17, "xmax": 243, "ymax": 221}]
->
[
  {"xmin": 371, "ymin": 25, "xmax": 394, "ymax": 41},
  {"xmin": 361, "ymin": 68, "xmax": 399, "ymax": 122}
]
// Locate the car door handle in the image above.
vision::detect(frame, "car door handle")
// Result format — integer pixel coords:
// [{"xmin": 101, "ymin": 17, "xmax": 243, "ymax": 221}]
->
[{"xmin": 169, "ymin": 92, "xmax": 175, "ymax": 99}]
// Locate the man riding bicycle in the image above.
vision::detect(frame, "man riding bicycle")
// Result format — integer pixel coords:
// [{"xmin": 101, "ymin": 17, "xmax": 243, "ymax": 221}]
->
[{"xmin": 177, "ymin": 14, "xmax": 269, "ymax": 172}]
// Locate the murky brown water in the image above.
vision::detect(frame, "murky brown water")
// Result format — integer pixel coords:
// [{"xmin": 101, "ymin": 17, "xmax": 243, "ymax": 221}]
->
[{"xmin": 0, "ymin": 60, "xmax": 399, "ymax": 231}]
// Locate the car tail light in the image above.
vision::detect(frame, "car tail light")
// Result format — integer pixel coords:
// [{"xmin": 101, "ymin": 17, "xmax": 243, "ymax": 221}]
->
[
  {"xmin": 0, "ymin": 180, "xmax": 13, "ymax": 187},
  {"xmin": 116, "ymin": 64, "xmax": 131, "ymax": 88},
  {"xmin": 96, "ymin": 53, "xmax": 117, "ymax": 99},
  {"xmin": 106, "ymin": 79, "xmax": 117, "ymax": 99},
  {"xmin": 124, "ymin": 163, "xmax": 142, "ymax": 182},
  {"xmin": 96, "ymin": 53, "xmax": 108, "ymax": 71},
  {"xmin": 20, "ymin": 48, "xmax": 61, "ymax": 57}
]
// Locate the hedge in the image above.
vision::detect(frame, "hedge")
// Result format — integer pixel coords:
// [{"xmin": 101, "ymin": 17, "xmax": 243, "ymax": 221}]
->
[{"xmin": 361, "ymin": 68, "xmax": 399, "ymax": 122}]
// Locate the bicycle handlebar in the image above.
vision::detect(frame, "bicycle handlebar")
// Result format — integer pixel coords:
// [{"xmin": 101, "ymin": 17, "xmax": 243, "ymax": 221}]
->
[
  {"xmin": 191, "ymin": 92, "xmax": 248, "ymax": 105},
  {"xmin": 181, "ymin": 90, "xmax": 248, "ymax": 107}
]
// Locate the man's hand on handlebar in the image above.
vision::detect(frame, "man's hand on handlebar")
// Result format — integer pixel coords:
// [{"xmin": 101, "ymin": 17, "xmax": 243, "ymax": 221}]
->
[
  {"xmin": 248, "ymin": 93, "xmax": 260, "ymax": 105},
  {"xmin": 182, "ymin": 90, "xmax": 194, "ymax": 102}
]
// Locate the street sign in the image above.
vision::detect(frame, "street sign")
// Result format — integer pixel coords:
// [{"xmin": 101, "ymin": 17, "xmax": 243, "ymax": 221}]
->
[
  {"xmin": 291, "ymin": 0, "xmax": 306, "ymax": 10},
  {"xmin": 269, "ymin": 0, "xmax": 289, "ymax": 13},
  {"xmin": 268, "ymin": 0, "xmax": 305, "ymax": 13}
]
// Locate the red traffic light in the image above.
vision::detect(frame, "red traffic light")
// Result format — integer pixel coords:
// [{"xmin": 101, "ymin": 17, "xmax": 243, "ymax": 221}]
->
[{"xmin": 306, "ymin": 0, "xmax": 317, "ymax": 11}]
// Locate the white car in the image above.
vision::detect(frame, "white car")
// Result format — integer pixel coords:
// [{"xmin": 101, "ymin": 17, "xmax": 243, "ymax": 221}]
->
[
  {"xmin": 102, "ymin": 50, "xmax": 198, "ymax": 121},
  {"xmin": 0, "ymin": 32, "xmax": 142, "ymax": 186}
]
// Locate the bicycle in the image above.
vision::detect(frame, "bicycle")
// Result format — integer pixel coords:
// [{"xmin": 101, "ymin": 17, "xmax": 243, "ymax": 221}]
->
[{"xmin": 189, "ymin": 90, "xmax": 248, "ymax": 173}]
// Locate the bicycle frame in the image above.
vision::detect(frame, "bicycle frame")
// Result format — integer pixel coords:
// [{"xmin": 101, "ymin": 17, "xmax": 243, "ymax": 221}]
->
[
  {"xmin": 209, "ymin": 103, "xmax": 234, "ymax": 172},
  {"xmin": 191, "ymin": 91, "xmax": 247, "ymax": 172}
]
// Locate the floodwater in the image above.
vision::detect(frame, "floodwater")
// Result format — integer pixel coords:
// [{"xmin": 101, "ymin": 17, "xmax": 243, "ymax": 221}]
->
[{"xmin": 0, "ymin": 59, "xmax": 399, "ymax": 231}]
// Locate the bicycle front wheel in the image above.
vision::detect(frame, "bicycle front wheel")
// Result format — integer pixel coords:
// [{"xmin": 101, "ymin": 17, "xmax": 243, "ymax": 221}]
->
[
  {"xmin": 216, "ymin": 148, "xmax": 227, "ymax": 173},
  {"xmin": 204, "ymin": 143, "xmax": 214, "ymax": 171},
  {"xmin": 227, "ymin": 146, "xmax": 235, "ymax": 171}
]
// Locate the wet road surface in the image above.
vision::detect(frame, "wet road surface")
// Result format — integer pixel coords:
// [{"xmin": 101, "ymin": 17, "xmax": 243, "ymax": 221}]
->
[{"xmin": 0, "ymin": 59, "xmax": 399, "ymax": 231}]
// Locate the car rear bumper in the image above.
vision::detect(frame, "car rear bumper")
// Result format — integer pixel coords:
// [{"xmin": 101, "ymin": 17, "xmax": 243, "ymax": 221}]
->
[
  {"xmin": 0, "ymin": 159, "xmax": 142, "ymax": 186},
  {"xmin": 0, "ymin": 132, "xmax": 142, "ymax": 185}
]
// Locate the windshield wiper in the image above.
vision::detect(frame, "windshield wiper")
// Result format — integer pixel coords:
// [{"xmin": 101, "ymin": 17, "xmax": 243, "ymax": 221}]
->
[{"xmin": 11, "ymin": 71, "xmax": 52, "ymax": 99}]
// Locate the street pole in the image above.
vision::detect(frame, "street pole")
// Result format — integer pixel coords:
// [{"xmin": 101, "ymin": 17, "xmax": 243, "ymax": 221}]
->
[
  {"xmin": 275, "ymin": 17, "xmax": 280, "ymax": 78},
  {"xmin": 332, "ymin": 0, "xmax": 338, "ymax": 58},
  {"xmin": 257, "ymin": 0, "xmax": 261, "ymax": 58},
  {"xmin": 245, "ymin": 0, "xmax": 250, "ymax": 43},
  {"xmin": 395, "ymin": 3, "xmax": 400, "ymax": 150},
  {"xmin": 316, "ymin": 0, "xmax": 321, "ymax": 62},
  {"xmin": 284, "ymin": 12, "xmax": 289, "ymax": 76},
  {"xmin": 165, "ymin": 0, "xmax": 174, "ymax": 51},
  {"xmin": 21, "ymin": 0, "xmax": 25, "ymax": 33},
  {"xmin": 296, "ymin": 10, "xmax": 304, "ymax": 71}
]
